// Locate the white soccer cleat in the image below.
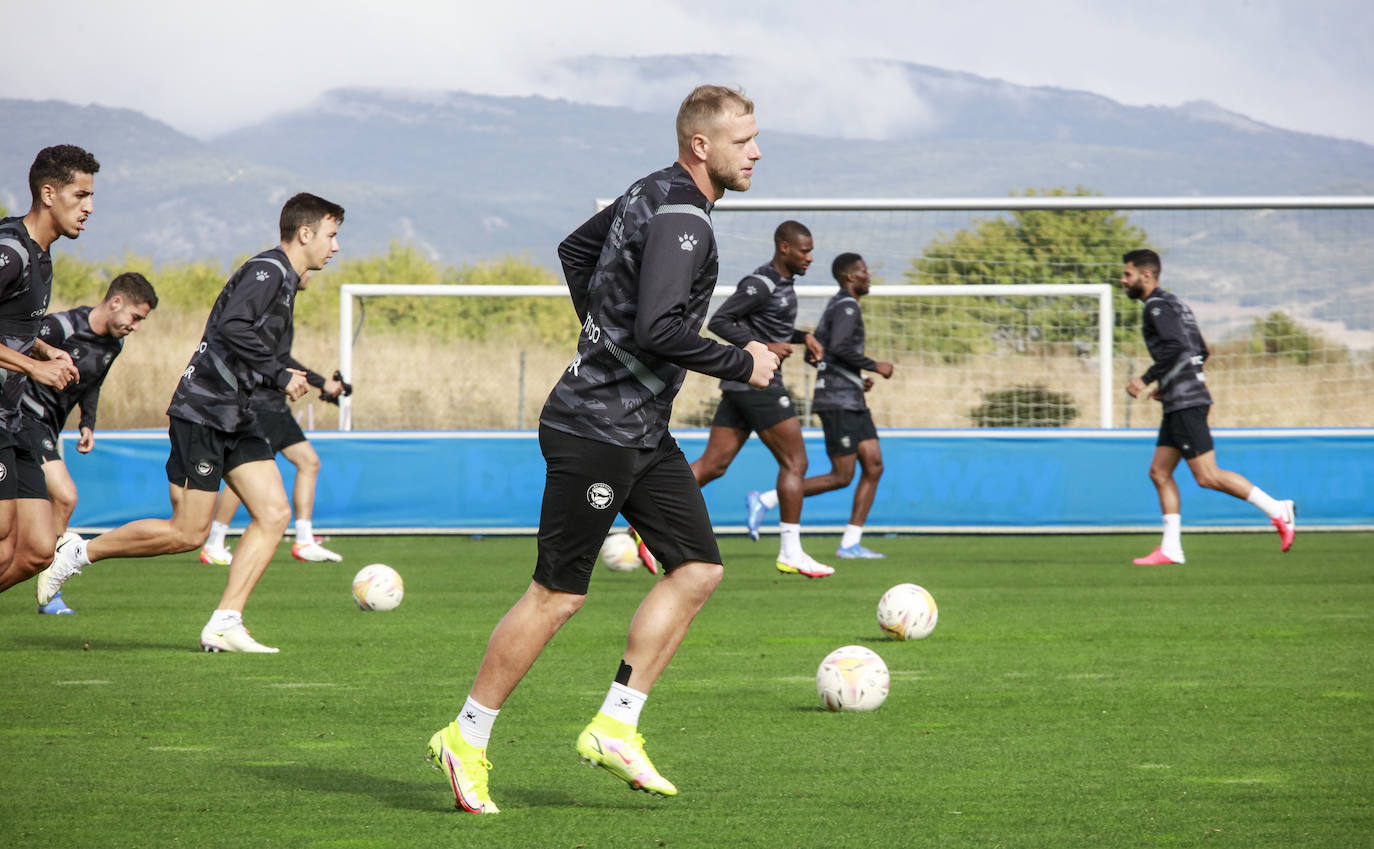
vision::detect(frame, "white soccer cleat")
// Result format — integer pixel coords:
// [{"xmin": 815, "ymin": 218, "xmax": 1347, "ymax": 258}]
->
[
  {"xmin": 36, "ymin": 532, "xmax": 85, "ymax": 606},
  {"xmin": 776, "ymin": 551, "xmax": 835, "ymax": 578},
  {"xmin": 200, "ymin": 622, "xmax": 279, "ymax": 653},
  {"xmin": 291, "ymin": 541, "xmax": 342, "ymax": 562},
  {"xmin": 199, "ymin": 544, "xmax": 233, "ymax": 566}
]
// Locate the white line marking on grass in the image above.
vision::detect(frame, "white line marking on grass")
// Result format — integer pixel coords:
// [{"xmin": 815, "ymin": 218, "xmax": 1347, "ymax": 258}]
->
[
  {"xmin": 148, "ymin": 746, "xmax": 213, "ymax": 752},
  {"xmin": 1062, "ymin": 673, "xmax": 1113, "ymax": 679},
  {"xmin": 268, "ymin": 682, "xmax": 338, "ymax": 688},
  {"xmin": 1134, "ymin": 763, "xmax": 1172, "ymax": 769},
  {"xmin": 56, "ymin": 680, "xmax": 111, "ymax": 686}
]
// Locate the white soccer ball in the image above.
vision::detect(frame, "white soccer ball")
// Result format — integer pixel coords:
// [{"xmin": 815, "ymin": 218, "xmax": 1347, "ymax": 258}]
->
[
  {"xmin": 352, "ymin": 563, "xmax": 404, "ymax": 611},
  {"xmin": 599, "ymin": 533, "xmax": 641, "ymax": 573},
  {"xmin": 816, "ymin": 645, "xmax": 890, "ymax": 712},
  {"xmin": 876, "ymin": 582, "xmax": 938, "ymax": 641}
]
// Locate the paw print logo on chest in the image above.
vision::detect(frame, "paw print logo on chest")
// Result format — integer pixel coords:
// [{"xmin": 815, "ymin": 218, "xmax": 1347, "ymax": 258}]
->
[{"xmin": 678, "ymin": 233, "xmax": 698, "ymax": 252}]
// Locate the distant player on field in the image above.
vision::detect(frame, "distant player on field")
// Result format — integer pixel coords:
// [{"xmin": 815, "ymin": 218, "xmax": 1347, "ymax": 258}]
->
[
  {"xmin": 425, "ymin": 84, "xmax": 778, "ymax": 814},
  {"xmin": 688, "ymin": 220, "xmax": 832, "ymax": 578},
  {"xmin": 751, "ymin": 252, "xmax": 893, "ymax": 558},
  {"xmin": 0, "ymin": 145, "xmax": 92, "ymax": 598},
  {"xmin": 18, "ymin": 272, "xmax": 159, "ymax": 614},
  {"xmin": 1121, "ymin": 248, "xmax": 1296, "ymax": 564},
  {"xmin": 200, "ymin": 298, "xmax": 348, "ymax": 567},
  {"xmin": 37, "ymin": 193, "xmax": 345, "ymax": 652}
]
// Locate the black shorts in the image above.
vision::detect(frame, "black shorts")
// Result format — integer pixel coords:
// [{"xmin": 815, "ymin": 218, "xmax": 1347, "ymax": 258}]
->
[
  {"xmin": 533, "ymin": 424, "xmax": 721, "ymax": 595},
  {"xmin": 709, "ymin": 388, "xmax": 797, "ymax": 433},
  {"xmin": 0, "ymin": 429, "xmax": 48, "ymax": 500},
  {"xmin": 1157, "ymin": 405, "xmax": 1214, "ymax": 460},
  {"xmin": 815, "ymin": 408, "xmax": 878, "ymax": 457},
  {"xmin": 254, "ymin": 408, "xmax": 307, "ymax": 452},
  {"xmin": 165, "ymin": 417, "xmax": 274, "ymax": 492},
  {"xmin": 17, "ymin": 417, "xmax": 62, "ymax": 463}
]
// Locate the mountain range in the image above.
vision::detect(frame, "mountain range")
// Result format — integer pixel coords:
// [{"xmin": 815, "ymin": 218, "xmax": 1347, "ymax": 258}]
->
[
  {"xmin": 1, "ymin": 55, "xmax": 1371, "ymax": 344},
  {"xmin": 4, "ymin": 55, "xmax": 1373, "ymax": 267}
]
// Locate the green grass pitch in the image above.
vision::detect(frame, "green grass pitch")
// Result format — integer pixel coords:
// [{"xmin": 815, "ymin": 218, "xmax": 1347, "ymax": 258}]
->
[{"xmin": 2, "ymin": 532, "xmax": 1371, "ymax": 849}]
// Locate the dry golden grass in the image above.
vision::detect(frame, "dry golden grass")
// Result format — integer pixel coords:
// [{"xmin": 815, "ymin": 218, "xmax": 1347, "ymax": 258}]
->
[{"xmin": 66, "ymin": 301, "xmax": 1374, "ymax": 432}]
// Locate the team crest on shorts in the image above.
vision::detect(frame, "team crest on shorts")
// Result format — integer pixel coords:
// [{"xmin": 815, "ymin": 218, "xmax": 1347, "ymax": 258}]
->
[
  {"xmin": 586, "ymin": 482, "xmax": 614, "ymax": 510},
  {"xmin": 779, "ymin": 396, "xmax": 791, "ymax": 408},
  {"xmin": 840, "ymin": 435, "xmax": 852, "ymax": 449},
  {"xmin": 195, "ymin": 460, "xmax": 215, "ymax": 477},
  {"xmin": 42, "ymin": 439, "xmax": 55, "ymax": 451},
  {"xmin": 0, "ymin": 462, "xmax": 7, "ymax": 482}
]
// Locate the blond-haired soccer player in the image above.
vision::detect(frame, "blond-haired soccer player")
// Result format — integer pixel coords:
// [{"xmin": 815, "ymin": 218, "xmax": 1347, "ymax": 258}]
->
[{"xmin": 425, "ymin": 85, "xmax": 778, "ymax": 813}]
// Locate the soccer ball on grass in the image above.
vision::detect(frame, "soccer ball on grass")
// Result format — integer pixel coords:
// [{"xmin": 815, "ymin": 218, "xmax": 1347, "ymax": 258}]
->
[
  {"xmin": 816, "ymin": 645, "xmax": 890, "ymax": 712},
  {"xmin": 599, "ymin": 533, "xmax": 641, "ymax": 573},
  {"xmin": 876, "ymin": 583, "xmax": 938, "ymax": 641},
  {"xmin": 352, "ymin": 563, "xmax": 404, "ymax": 611}
]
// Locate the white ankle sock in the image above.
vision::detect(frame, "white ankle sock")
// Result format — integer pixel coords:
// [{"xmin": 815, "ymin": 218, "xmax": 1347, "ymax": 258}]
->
[
  {"xmin": 295, "ymin": 519, "xmax": 313, "ymax": 546},
  {"xmin": 840, "ymin": 524, "xmax": 864, "ymax": 549},
  {"xmin": 1245, "ymin": 486, "xmax": 1283, "ymax": 519},
  {"xmin": 760, "ymin": 490, "xmax": 779, "ymax": 510},
  {"xmin": 1161, "ymin": 514, "xmax": 1184, "ymax": 558},
  {"xmin": 206, "ymin": 609, "xmax": 242, "ymax": 631},
  {"xmin": 208, "ymin": 521, "xmax": 229, "ymax": 549},
  {"xmin": 599, "ymin": 682, "xmax": 647, "ymax": 727},
  {"xmin": 72, "ymin": 538, "xmax": 92, "ymax": 567},
  {"xmin": 779, "ymin": 523, "xmax": 802, "ymax": 560},
  {"xmin": 456, "ymin": 696, "xmax": 499, "ymax": 749}
]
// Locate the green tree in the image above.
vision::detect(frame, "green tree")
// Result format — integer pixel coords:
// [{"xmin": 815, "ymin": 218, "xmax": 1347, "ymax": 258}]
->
[
  {"xmin": 1246, "ymin": 310, "xmax": 1345, "ymax": 365},
  {"xmin": 886, "ymin": 187, "xmax": 1152, "ymax": 360},
  {"xmin": 323, "ymin": 242, "xmax": 577, "ymax": 345}
]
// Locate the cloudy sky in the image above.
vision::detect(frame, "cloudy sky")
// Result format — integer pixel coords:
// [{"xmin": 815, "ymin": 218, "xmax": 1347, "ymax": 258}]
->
[{"xmin": 9, "ymin": 0, "xmax": 1373, "ymax": 144}]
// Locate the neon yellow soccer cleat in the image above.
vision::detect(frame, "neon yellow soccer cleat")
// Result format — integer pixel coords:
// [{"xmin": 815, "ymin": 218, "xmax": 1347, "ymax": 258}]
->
[
  {"xmin": 575, "ymin": 714, "xmax": 678, "ymax": 796},
  {"xmin": 427, "ymin": 723, "xmax": 499, "ymax": 814}
]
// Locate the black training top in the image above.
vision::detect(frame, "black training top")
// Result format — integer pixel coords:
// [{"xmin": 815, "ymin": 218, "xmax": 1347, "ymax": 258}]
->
[
  {"xmin": 22, "ymin": 305, "xmax": 124, "ymax": 433},
  {"xmin": 0, "ymin": 217, "xmax": 54, "ymax": 433},
  {"xmin": 166, "ymin": 247, "xmax": 302, "ymax": 433},
  {"xmin": 541, "ymin": 162, "xmax": 753, "ymax": 449},
  {"xmin": 811, "ymin": 290, "xmax": 878, "ymax": 413},
  {"xmin": 1140, "ymin": 288, "xmax": 1212, "ymax": 414},
  {"xmin": 708, "ymin": 262, "xmax": 807, "ymax": 393}
]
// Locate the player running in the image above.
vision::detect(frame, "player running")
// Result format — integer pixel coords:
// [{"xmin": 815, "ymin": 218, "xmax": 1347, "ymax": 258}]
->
[
  {"xmin": 36, "ymin": 193, "xmax": 345, "ymax": 652},
  {"xmin": 200, "ymin": 308, "xmax": 349, "ymax": 566},
  {"xmin": 16, "ymin": 273, "xmax": 158, "ymax": 613},
  {"xmin": 0, "ymin": 146, "xmax": 93, "ymax": 598},
  {"xmin": 425, "ymin": 84, "xmax": 778, "ymax": 814},
  {"xmin": 1121, "ymin": 248, "xmax": 1296, "ymax": 564},
  {"xmin": 688, "ymin": 220, "xmax": 832, "ymax": 578},
  {"xmin": 749, "ymin": 252, "xmax": 893, "ymax": 558}
]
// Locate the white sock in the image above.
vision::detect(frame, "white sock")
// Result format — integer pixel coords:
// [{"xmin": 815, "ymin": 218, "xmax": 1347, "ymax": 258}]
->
[
  {"xmin": 456, "ymin": 695, "xmax": 500, "ymax": 749},
  {"xmin": 779, "ymin": 522, "xmax": 802, "ymax": 560},
  {"xmin": 295, "ymin": 519, "xmax": 313, "ymax": 546},
  {"xmin": 1245, "ymin": 486, "xmax": 1283, "ymax": 519},
  {"xmin": 206, "ymin": 609, "xmax": 242, "ymax": 631},
  {"xmin": 840, "ymin": 524, "xmax": 864, "ymax": 549},
  {"xmin": 72, "ymin": 538, "xmax": 92, "ymax": 567},
  {"xmin": 1161, "ymin": 514, "xmax": 1184, "ymax": 558},
  {"xmin": 760, "ymin": 490, "xmax": 779, "ymax": 510},
  {"xmin": 599, "ymin": 682, "xmax": 647, "ymax": 728},
  {"xmin": 208, "ymin": 521, "xmax": 229, "ymax": 550}
]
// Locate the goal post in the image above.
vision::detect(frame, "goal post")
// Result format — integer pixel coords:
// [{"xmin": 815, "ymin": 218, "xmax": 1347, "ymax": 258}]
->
[
  {"xmin": 336, "ymin": 281, "xmax": 1115, "ymax": 430},
  {"xmin": 337, "ymin": 195, "xmax": 1374, "ymax": 431}
]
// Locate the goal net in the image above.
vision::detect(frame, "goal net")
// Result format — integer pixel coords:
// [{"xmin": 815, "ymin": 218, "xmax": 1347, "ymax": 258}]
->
[{"xmin": 336, "ymin": 196, "xmax": 1374, "ymax": 431}]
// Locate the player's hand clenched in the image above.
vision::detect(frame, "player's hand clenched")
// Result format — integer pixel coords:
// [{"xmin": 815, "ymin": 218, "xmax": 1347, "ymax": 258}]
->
[{"xmin": 744, "ymin": 340, "xmax": 780, "ymax": 389}]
